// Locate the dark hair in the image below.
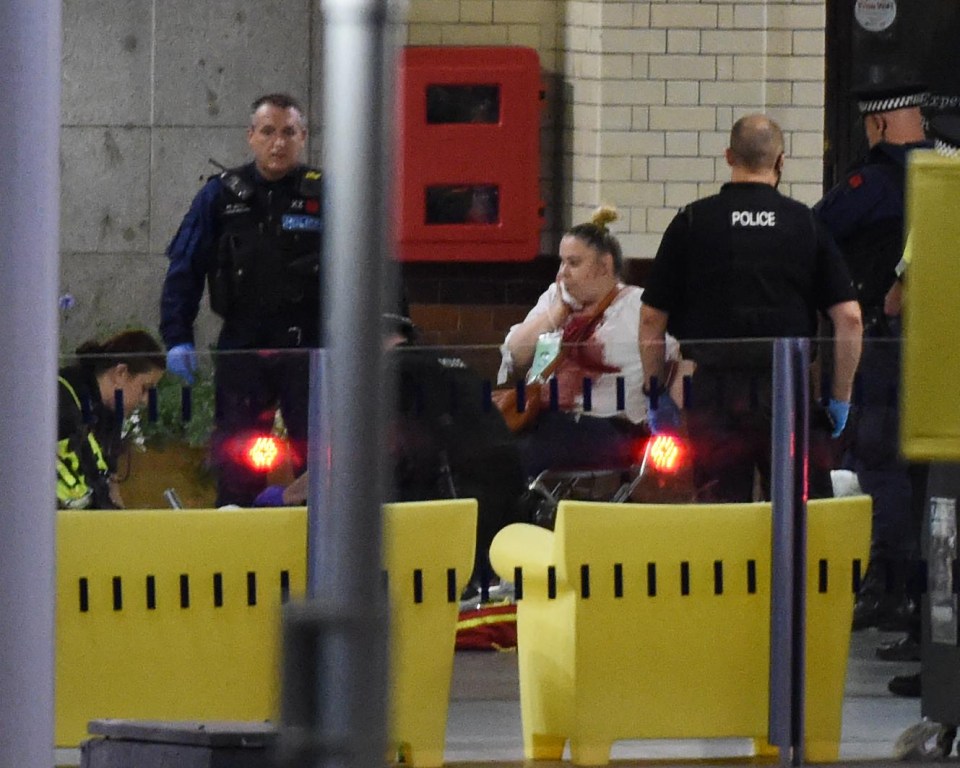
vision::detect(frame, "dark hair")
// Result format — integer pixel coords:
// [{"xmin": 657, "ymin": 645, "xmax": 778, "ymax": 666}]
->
[
  {"xmin": 75, "ymin": 330, "xmax": 166, "ymax": 376},
  {"xmin": 565, "ymin": 206, "xmax": 624, "ymax": 275},
  {"xmin": 251, "ymin": 93, "xmax": 306, "ymax": 122},
  {"xmin": 729, "ymin": 114, "xmax": 784, "ymax": 172}
]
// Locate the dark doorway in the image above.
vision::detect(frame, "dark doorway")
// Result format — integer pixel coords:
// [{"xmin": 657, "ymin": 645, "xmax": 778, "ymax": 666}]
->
[{"xmin": 823, "ymin": 0, "xmax": 859, "ymax": 191}]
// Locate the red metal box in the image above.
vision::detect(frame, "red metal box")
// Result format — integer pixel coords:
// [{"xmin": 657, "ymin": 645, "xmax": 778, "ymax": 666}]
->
[{"xmin": 395, "ymin": 46, "xmax": 544, "ymax": 262}]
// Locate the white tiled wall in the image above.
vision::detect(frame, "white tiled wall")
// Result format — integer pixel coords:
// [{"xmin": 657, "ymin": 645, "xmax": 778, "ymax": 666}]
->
[{"xmin": 406, "ymin": 0, "xmax": 827, "ymax": 259}]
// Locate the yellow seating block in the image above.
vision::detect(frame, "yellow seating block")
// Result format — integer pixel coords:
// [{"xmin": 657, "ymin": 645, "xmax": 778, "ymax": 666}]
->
[
  {"xmin": 902, "ymin": 152, "xmax": 960, "ymax": 459},
  {"xmin": 489, "ymin": 496, "xmax": 871, "ymax": 765},
  {"xmin": 56, "ymin": 500, "xmax": 477, "ymax": 768},
  {"xmin": 384, "ymin": 499, "xmax": 477, "ymax": 767},
  {"xmin": 56, "ymin": 507, "xmax": 306, "ymax": 747}
]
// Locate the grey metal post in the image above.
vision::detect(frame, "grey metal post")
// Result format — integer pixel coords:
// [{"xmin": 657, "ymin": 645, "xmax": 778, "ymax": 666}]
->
[
  {"xmin": 768, "ymin": 338, "xmax": 810, "ymax": 767},
  {"xmin": 306, "ymin": 348, "xmax": 331, "ymax": 598},
  {"xmin": 286, "ymin": 1, "xmax": 403, "ymax": 766},
  {"xmin": 0, "ymin": 1, "xmax": 61, "ymax": 766}
]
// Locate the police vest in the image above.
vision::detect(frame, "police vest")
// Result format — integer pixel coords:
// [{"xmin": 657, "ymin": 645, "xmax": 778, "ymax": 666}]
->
[
  {"xmin": 208, "ymin": 163, "xmax": 323, "ymax": 346},
  {"xmin": 676, "ymin": 184, "xmax": 821, "ymax": 366},
  {"xmin": 57, "ymin": 375, "xmax": 111, "ymax": 509}
]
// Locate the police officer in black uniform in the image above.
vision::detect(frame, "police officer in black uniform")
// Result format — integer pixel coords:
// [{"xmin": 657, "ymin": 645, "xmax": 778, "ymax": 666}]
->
[
  {"xmin": 814, "ymin": 81, "xmax": 932, "ymax": 640},
  {"xmin": 388, "ymin": 317, "xmax": 525, "ymax": 593},
  {"xmin": 640, "ymin": 114, "xmax": 863, "ymax": 503},
  {"xmin": 252, "ymin": 314, "xmax": 526, "ymax": 593},
  {"xmin": 160, "ymin": 93, "xmax": 322, "ymax": 506}
]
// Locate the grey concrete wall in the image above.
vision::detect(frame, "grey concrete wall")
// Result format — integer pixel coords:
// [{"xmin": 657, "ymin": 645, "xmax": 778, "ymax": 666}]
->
[{"xmin": 59, "ymin": 0, "xmax": 322, "ymax": 353}]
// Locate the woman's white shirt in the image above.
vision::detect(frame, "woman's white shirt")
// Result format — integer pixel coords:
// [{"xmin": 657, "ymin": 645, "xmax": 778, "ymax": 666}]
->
[{"xmin": 499, "ymin": 283, "xmax": 678, "ymax": 423}]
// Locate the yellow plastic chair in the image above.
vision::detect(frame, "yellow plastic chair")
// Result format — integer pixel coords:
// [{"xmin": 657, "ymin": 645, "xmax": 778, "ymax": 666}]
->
[
  {"xmin": 57, "ymin": 500, "xmax": 476, "ymax": 767},
  {"xmin": 383, "ymin": 499, "xmax": 477, "ymax": 766},
  {"xmin": 489, "ymin": 496, "xmax": 871, "ymax": 765},
  {"xmin": 902, "ymin": 151, "xmax": 960, "ymax": 460}
]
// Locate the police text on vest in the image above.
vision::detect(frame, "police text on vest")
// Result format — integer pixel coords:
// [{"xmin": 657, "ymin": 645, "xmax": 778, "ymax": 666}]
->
[{"xmin": 731, "ymin": 210, "xmax": 776, "ymax": 227}]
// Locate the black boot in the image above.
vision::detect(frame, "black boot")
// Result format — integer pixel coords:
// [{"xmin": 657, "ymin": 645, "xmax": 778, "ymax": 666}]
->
[
  {"xmin": 888, "ymin": 672, "xmax": 921, "ymax": 698},
  {"xmin": 876, "ymin": 634, "xmax": 921, "ymax": 662},
  {"xmin": 853, "ymin": 556, "xmax": 911, "ymax": 631}
]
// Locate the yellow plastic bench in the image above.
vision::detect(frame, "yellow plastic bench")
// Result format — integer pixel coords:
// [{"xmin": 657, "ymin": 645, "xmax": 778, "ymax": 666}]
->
[
  {"xmin": 56, "ymin": 499, "xmax": 476, "ymax": 767},
  {"xmin": 489, "ymin": 496, "xmax": 871, "ymax": 765},
  {"xmin": 902, "ymin": 151, "xmax": 960, "ymax": 460}
]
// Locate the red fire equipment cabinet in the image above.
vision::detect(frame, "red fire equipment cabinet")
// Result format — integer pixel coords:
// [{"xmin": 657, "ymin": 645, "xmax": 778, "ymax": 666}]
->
[{"xmin": 395, "ymin": 46, "xmax": 544, "ymax": 262}]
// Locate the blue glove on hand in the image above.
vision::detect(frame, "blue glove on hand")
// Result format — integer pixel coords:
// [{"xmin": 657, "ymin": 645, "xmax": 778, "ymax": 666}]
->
[
  {"xmin": 254, "ymin": 485, "xmax": 287, "ymax": 507},
  {"xmin": 167, "ymin": 343, "xmax": 197, "ymax": 384},
  {"xmin": 647, "ymin": 393, "xmax": 683, "ymax": 435},
  {"xmin": 827, "ymin": 398, "xmax": 851, "ymax": 438}
]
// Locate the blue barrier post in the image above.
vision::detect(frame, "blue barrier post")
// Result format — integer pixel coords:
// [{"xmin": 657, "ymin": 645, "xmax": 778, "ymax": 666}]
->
[{"xmin": 769, "ymin": 338, "xmax": 810, "ymax": 767}]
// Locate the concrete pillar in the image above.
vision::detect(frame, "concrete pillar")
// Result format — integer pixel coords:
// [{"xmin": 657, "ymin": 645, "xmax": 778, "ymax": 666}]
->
[{"xmin": 0, "ymin": 1, "xmax": 61, "ymax": 766}]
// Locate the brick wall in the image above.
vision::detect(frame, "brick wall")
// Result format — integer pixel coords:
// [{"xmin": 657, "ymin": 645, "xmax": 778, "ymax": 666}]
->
[
  {"xmin": 404, "ymin": 0, "xmax": 827, "ymax": 346},
  {"xmin": 560, "ymin": 0, "xmax": 826, "ymax": 259},
  {"xmin": 403, "ymin": 0, "xmax": 827, "ymax": 251}
]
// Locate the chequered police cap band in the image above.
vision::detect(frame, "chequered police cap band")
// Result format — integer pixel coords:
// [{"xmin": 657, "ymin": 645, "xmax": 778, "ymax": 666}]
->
[
  {"xmin": 935, "ymin": 137, "xmax": 960, "ymax": 158},
  {"xmin": 858, "ymin": 92, "xmax": 928, "ymax": 114}
]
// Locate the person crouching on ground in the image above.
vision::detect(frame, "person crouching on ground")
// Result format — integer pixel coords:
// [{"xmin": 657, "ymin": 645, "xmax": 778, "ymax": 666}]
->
[{"xmin": 58, "ymin": 330, "xmax": 166, "ymax": 509}]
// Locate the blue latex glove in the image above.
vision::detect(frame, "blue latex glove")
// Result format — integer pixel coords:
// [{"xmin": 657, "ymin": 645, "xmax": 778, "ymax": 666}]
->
[
  {"xmin": 254, "ymin": 485, "xmax": 287, "ymax": 507},
  {"xmin": 827, "ymin": 398, "xmax": 851, "ymax": 438},
  {"xmin": 166, "ymin": 343, "xmax": 197, "ymax": 384},
  {"xmin": 647, "ymin": 393, "xmax": 683, "ymax": 435}
]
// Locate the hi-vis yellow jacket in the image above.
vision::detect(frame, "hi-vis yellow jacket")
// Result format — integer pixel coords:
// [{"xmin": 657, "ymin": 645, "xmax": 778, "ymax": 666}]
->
[{"xmin": 57, "ymin": 374, "xmax": 111, "ymax": 509}]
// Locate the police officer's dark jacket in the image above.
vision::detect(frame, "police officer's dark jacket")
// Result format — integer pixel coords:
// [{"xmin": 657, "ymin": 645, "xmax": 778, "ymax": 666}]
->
[
  {"xmin": 57, "ymin": 365, "xmax": 120, "ymax": 509},
  {"xmin": 160, "ymin": 162, "xmax": 323, "ymax": 350},
  {"xmin": 814, "ymin": 141, "xmax": 931, "ymax": 314},
  {"xmin": 643, "ymin": 182, "xmax": 856, "ymax": 366}
]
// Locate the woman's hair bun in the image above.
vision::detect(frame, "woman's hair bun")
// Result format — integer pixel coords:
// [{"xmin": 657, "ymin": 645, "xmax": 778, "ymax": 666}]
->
[{"xmin": 591, "ymin": 205, "xmax": 619, "ymax": 230}]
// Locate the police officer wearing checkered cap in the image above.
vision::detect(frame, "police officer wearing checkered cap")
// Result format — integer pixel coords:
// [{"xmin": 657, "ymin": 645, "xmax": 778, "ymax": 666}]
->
[
  {"xmin": 814, "ymin": 80, "xmax": 933, "ymax": 641},
  {"xmin": 816, "ymin": 80, "xmax": 931, "ymax": 324}
]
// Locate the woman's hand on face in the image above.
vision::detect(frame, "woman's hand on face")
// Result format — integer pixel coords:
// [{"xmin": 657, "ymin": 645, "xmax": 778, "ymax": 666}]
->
[
  {"xmin": 549, "ymin": 278, "xmax": 574, "ymax": 330},
  {"xmin": 558, "ymin": 277, "xmax": 585, "ymax": 310}
]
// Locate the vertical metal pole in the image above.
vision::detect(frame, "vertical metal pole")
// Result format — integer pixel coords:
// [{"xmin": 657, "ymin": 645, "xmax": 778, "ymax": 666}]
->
[
  {"xmin": 790, "ymin": 339, "xmax": 810, "ymax": 765},
  {"xmin": 296, "ymin": 1, "xmax": 403, "ymax": 766},
  {"xmin": 769, "ymin": 338, "xmax": 810, "ymax": 767},
  {"xmin": 306, "ymin": 348, "xmax": 331, "ymax": 598},
  {"xmin": 769, "ymin": 339, "xmax": 797, "ymax": 762},
  {"xmin": 0, "ymin": 1, "xmax": 60, "ymax": 766}
]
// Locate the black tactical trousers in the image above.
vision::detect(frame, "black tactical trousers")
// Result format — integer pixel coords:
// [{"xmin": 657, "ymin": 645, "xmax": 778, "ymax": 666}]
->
[{"xmin": 211, "ymin": 348, "xmax": 311, "ymax": 507}]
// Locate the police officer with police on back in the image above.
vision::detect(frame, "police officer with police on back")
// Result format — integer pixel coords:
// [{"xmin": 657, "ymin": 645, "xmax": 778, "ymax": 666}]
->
[
  {"xmin": 640, "ymin": 114, "xmax": 863, "ymax": 504},
  {"xmin": 160, "ymin": 93, "xmax": 322, "ymax": 506},
  {"xmin": 814, "ymin": 80, "xmax": 931, "ymax": 650}
]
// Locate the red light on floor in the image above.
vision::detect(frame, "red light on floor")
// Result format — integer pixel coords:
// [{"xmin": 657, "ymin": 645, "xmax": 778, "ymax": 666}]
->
[
  {"xmin": 647, "ymin": 435, "xmax": 683, "ymax": 474},
  {"xmin": 245, "ymin": 435, "xmax": 283, "ymax": 472}
]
